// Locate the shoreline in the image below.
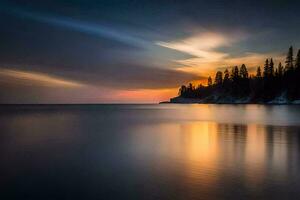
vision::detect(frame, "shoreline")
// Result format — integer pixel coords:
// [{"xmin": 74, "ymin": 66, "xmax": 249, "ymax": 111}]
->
[{"xmin": 160, "ymin": 97, "xmax": 300, "ymax": 105}]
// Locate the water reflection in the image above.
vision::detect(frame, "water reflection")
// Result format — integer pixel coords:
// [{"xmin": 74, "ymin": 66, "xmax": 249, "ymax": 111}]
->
[
  {"xmin": 132, "ymin": 121, "xmax": 300, "ymax": 199},
  {"xmin": 1, "ymin": 105, "xmax": 300, "ymax": 199}
]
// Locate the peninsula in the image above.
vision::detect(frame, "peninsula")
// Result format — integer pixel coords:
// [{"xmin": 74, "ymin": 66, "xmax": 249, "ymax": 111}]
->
[{"xmin": 168, "ymin": 46, "xmax": 300, "ymax": 104}]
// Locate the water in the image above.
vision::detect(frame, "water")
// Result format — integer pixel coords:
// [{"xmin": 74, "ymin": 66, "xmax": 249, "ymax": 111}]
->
[{"xmin": 1, "ymin": 104, "xmax": 300, "ymax": 200}]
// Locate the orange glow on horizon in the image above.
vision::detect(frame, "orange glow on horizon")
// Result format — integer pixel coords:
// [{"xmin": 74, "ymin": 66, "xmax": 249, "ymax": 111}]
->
[{"xmin": 113, "ymin": 88, "xmax": 179, "ymax": 103}]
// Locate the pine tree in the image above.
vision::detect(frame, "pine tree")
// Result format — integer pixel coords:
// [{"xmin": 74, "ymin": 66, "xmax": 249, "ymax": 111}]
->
[
  {"xmin": 269, "ymin": 58, "xmax": 274, "ymax": 76},
  {"xmin": 223, "ymin": 69, "xmax": 230, "ymax": 92},
  {"xmin": 256, "ymin": 66, "xmax": 262, "ymax": 78},
  {"xmin": 207, "ymin": 76, "xmax": 212, "ymax": 86},
  {"xmin": 214, "ymin": 71, "xmax": 223, "ymax": 85},
  {"xmin": 224, "ymin": 69, "xmax": 230, "ymax": 81},
  {"xmin": 179, "ymin": 85, "xmax": 187, "ymax": 96},
  {"xmin": 278, "ymin": 62, "xmax": 283, "ymax": 77},
  {"xmin": 264, "ymin": 59, "xmax": 269, "ymax": 77},
  {"xmin": 231, "ymin": 66, "xmax": 239, "ymax": 81},
  {"xmin": 295, "ymin": 49, "xmax": 300, "ymax": 98},
  {"xmin": 275, "ymin": 69, "xmax": 279, "ymax": 77},
  {"xmin": 175, "ymin": 46, "xmax": 300, "ymax": 102},
  {"xmin": 188, "ymin": 83, "xmax": 194, "ymax": 90},
  {"xmin": 240, "ymin": 64, "xmax": 248, "ymax": 79},
  {"xmin": 285, "ymin": 46, "xmax": 294, "ymax": 71},
  {"xmin": 296, "ymin": 49, "xmax": 300, "ymax": 69}
]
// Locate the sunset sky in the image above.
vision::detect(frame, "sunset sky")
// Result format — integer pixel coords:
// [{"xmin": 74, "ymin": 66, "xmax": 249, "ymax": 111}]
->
[{"xmin": 1, "ymin": 0, "xmax": 300, "ymax": 103}]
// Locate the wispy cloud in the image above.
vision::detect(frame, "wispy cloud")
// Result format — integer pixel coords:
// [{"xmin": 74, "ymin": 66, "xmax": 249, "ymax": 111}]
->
[
  {"xmin": 176, "ymin": 52, "xmax": 284, "ymax": 73},
  {"xmin": 0, "ymin": 68, "xmax": 83, "ymax": 87},
  {"xmin": 2, "ymin": 3, "xmax": 149, "ymax": 48},
  {"xmin": 156, "ymin": 31, "xmax": 283, "ymax": 76},
  {"xmin": 156, "ymin": 32, "xmax": 232, "ymax": 62}
]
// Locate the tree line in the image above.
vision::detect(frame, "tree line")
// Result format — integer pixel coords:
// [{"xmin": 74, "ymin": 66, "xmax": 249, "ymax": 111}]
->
[{"xmin": 178, "ymin": 46, "xmax": 300, "ymax": 102}]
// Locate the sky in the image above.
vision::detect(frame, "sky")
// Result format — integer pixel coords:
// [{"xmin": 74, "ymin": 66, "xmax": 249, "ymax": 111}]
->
[{"xmin": 0, "ymin": 0, "xmax": 300, "ymax": 103}]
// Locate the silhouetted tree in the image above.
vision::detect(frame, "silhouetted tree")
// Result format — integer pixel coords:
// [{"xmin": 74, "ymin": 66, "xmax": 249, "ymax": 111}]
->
[
  {"xmin": 187, "ymin": 83, "xmax": 194, "ymax": 92},
  {"xmin": 269, "ymin": 58, "xmax": 274, "ymax": 77},
  {"xmin": 264, "ymin": 59, "xmax": 269, "ymax": 77},
  {"xmin": 240, "ymin": 64, "xmax": 249, "ymax": 79},
  {"xmin": 295, "ymin": 49, "xmax": 300, "ymax": 98},
  {"xmin": 177, "ymin": 46, "xmax": 300, "ymax": 103},
  {"xmin": 285, "ymin": 46, "xmax": 294, "ymax": 71},
  {"xmin": 256, "ymin": 66, "xmax": 262, "ymax": 78},
  {"xmin": 278, "ymin": 62, "xmax": 283, "ymax": 77},
  {"xmin": 222, "ymin": 69, "xmax": 231, "ymax": 93},
  {"xmin": 276, "ymin": 62, "xmax": 284, "ymax": 93},
  {"xmin": 239, "ymin": 64, "xmax": 250, "ymax": 96},
  {"xmin": 296, "ymin": 49, "xmax": 300, "ymax": 69},
  {"xmin": 179, "ymin": 85, "xmax": 187, "ymax": 96},
  {"xmin": 224, "ymin": 69, "xmax": 230, "ymax": 81},
  {"xmin": 214, "ymin": 71, "xmax": 223, "ymax": 85},
  {"xmin": 283, "ymin": 47, "xmax": 296, "ymax": 99},
  {"xmin": 230, "ymin": 66, "xmax": 240, "ymax": 96},
  {"xmin": 263, "ymin": 58, "xmax": 275, "ymax": 101},
  {"xmin": 207, "ymin": 76, "xmax": 212, "ymax": 87},
  {"xmin": 231, "ymin": 66, "xmax": 239, "ymax": 81}
]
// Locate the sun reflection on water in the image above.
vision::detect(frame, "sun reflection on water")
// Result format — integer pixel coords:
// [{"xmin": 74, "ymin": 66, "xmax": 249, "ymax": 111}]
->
[
  {"xmin": 132, "ymin": 119, "xmax": 299, "ymax": 197},
  {"xmin": 1, "ymin": 105, "xmax": 300, "ymax": 199}
]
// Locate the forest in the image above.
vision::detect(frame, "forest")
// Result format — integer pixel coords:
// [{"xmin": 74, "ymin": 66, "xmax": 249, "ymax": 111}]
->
[{"xmin": 175, "ymin": 46, "xmax": 300, "ymax": 103}]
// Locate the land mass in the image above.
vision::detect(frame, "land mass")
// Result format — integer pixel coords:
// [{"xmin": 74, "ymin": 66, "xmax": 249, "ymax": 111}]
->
[
  {"xmin": 165, "ymin": 46, "xmax": 300, "ymax": 104},
  {"xmin": 166, "ymin": 95, "xmax": 300, "ymax": 104}
]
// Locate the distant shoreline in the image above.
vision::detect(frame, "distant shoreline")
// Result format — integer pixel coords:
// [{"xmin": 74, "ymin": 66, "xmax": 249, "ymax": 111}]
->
[
  {"xmin": 160, "ymin": 102, "xmax": 300, "ymax": 105},
  {"xmin": 160, "ymin": 96, "xmax": 300, "ymax": 105},
  {"xmin": 173, "ymin": 46, "xmax": 300, "ymax": 106}
]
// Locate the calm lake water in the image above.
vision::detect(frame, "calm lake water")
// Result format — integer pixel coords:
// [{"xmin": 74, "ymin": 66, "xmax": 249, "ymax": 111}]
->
[{"xmin": 1, "ymin": 104, "xmax": 300, "ymax": 199}]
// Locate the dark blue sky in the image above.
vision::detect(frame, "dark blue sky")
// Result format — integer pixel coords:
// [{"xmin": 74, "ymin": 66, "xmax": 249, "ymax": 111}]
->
[{"xmin": 0, "ymin": 0, "xmax": 300, "ymax": 103}]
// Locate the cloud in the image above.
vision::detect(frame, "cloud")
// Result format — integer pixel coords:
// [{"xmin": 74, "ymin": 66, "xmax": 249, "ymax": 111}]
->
[
  {"xmin": 0, "ymin": 3, "xmax": 204, "ymax": 91},
  {"xmin": 156, "ymin": 31, "xmax": 284, "ymax": 76},
  {"xmin": 0, "ymin": 67, "xmax": 189, "ymax": 103},
  {"xmin": 2, "ymin": 4, "xmax": 150, "ymax": 49},
  {"xmin": 0, "ymin": 2, "xmax": 295, "ymax": 104},
  {"xmin": 0, "ymin": 63, "xmax": 203, "ymax": 90},
  {"xmin": 54, "ymin": 64, "xmax": 204, "ymax": 89},
  {"xmin": 0, "ymin": 68, "xmax": 83, "ymax": 88},
  {"xmin": 156, "ymin": 32, "xmax": 239, "ymax": 62},
  {"xmin": 175, "ymin": 52, "xmax": 285, "ymax": 75}
]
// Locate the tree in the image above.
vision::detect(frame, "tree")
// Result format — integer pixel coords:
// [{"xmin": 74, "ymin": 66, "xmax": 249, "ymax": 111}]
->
[
  {"xmin": 264, "ymin": 59, "xmax": 269, "ymax": 77},
  {"xmin": 175, "ymin": 46, "xmax": 300, "ymax": 102},
  {"xmin": 222, "ymin": 69, "xmax": 231, "ymax": 93},
  {"xmin": 296, "ymin": 49, "xmax": 300, "ymax": 69},
  {"xmin": 184, "ymin": 83, "xmax": 195, "ymax": 97},
  {"xmin": 231, "ymin": 66, "xmax": 239, "ymax": 81},
  {"xmin": 188, "ymin": 83, "xmax": 194, "ymax": 90},
  {"xmin": 230, "ymin": 66, "xmax": 240, "ymax": 96},
  {"xmin": 285, "ymin": 46, "xmax": 294, "ymax": 71},
  {"xmin": 283, "ymin": 47, "xmax": 295, "ymax": 99},
  {"xmin": 214, "ymin": 71, "xmax": 223, "ymax": 85},
  {"xmin": 251, "ymin": 66, "xmax": 263, "ymax": 101},
  {"xmin": 295, "ymin": 49, "xmax": 300, "ymax": 98},
  {"xmin": 240, "ymin": 64, "xmax": 248, "ymax": 79},
  {"xmin": 269, "ymin": 58, "xmax": 274, "ymax": 77},
  {"xmin": 275, "ymin": 62, "xmax": 283, "ymax": 94},
  {"xmin": 224, "ymin": 69, "xmax": 230, "ymax": 82},
  {"xmin": 179, "ymin": 85, "xmax": 187, "ymax": 96},
  {"xmin": 256, "ymin": 66, "xmax": 262, "ymax": 78},
  {"xmin": 278, "ymin": 62, "xmax": 283, "ymax": 77},
  {"xmin": 223, "ymin": 68, "xmax": 230, "ymax": 86},
  {"xmin": 207, "ymin": 76, "xmax": 212, "ymax": 87}
]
